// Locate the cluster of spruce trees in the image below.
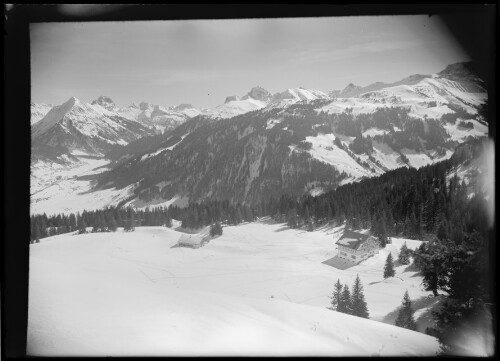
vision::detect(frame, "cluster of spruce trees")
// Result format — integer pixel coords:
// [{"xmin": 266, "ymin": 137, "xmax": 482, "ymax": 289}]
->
[
  {"xmin": 170, "ymin": 200, "xmax": 260, "ymax": 229},
  {"xmin": 209, "ymin": 223, "xmax": 223, "ymax": 237},
  {"xmin": 30, "ymin": 206, "xmax": 173, "ymax": 242},
  {"xmin": 330, "ymin": 275, "xmax": 369, "ymax": 318},
  {"xmin": 268, "ymin": 138, "xmax": 488, "ymax": 244}
]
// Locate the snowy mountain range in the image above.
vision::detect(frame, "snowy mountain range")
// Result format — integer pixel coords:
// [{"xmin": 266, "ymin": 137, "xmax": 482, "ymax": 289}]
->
[
  {"xmin": 31, "ymin": 97, "xmax": 156, "ymax": 161},
  {"xmin": 30, "ymin": 102, "xmax": 53, "ymax": 125},
  {"xmin": 30, "ymin": 62, "xmax": 488, "ymax": 214}
]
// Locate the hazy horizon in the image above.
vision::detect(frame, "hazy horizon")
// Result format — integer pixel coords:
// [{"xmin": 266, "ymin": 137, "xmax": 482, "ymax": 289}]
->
[{"xmin": 31, "ymin": 15, "xmax": 470, "ymax": 109}]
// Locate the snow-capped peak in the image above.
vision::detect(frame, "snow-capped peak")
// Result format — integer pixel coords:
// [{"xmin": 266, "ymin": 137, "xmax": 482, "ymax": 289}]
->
[
  {"xmin": 225, "ymin": 95, "xmax": 241, "ymax": 104},
  {"xmin": 174, "ymin": 104, "xmax": 195, "ymax": 111},
  {"xmin": 339, "ymin": 83, "xmax": 363, "ymax": 98},
  {"xmin": 30, "ymin": 102, "xmax": 54, "ymax": 125},
  {"xmin": 91, "ymin": 96, "xmax": 116, "ymax": 111},
  {"xmin": 139, "ymin": 102, "xmax": 153, "ymax": 111},
  {"xmin": 272, "ymin": 88, "xmax": 330, "ymax": 102},
  {"xmin": 243, "ymin": 86, "xmax": 272, "ymax": 102},
  {"xmin": 32, "ymin": 97, "xmax": 83, "ymax": 138}
]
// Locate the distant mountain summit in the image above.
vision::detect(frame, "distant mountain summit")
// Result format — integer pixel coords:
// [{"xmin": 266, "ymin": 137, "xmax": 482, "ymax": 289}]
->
[
  {"xmin": 271, "ymin": 88, "xmax": 330, "ymax": 102},
  {"xmin": 225, "ymin": 95, "xmax": 241, "ymax": 103},
  {"xmin": 31, "ymin": 102, "xmax": 53, "ymax": 125},
  {"xmin": 91, "ymin": 95, "xmax": 116, "ymax": 111},
  {"xmin": 174, "ymin": 104, "xmax": 195, "ymax": 111},
  {"xmin": 243, "ymin": 86, "xmax": 272, "ymax": 102},
  {"xmin": 339, "ymin": 83, "xmax": 364, "ymax": 98},
  {"xmin": 437, "ymin": 61, "xmax": 485, "ymax": 93},
  {"xmin": 31, "ymin": 97, "xmax": 155, "ymax": 161}
]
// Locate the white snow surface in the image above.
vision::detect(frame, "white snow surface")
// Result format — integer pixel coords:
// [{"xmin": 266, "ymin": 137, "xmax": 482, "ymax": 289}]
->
[
  {"xmin": 206, "ymin": 98, "xmax": 267, "ymax": 119},
  {"xmin": 320, "ymin": 76, "xmax": 486, "ymax": 119},
  {"xmin": 302, "ymin": 133, "xmax": 375, "ymax": 179},
  {"xmin": 443, "ymin": 118, "xmax": 489, "ymax": 142},
  {"xmin": 272, "ymin": 88, "xmax": 330, "ymax": 102},
  {"xmin": 30, "ymin": 103, "xmax": 53, "ymax": 125},
  {"xmin": 28, "ymin": 222, "xmax": 439, "ymax": 356},
  {"xmin": 124, "ymin": 194, "xmax": 189, "ymax": 210},
  {"xmin": 30, "ymin": 155, "xmax": 134, "ymax": 215},
  {"xmin": 205, "ymin": 87, "xmax": 330, "ymax": 119}
]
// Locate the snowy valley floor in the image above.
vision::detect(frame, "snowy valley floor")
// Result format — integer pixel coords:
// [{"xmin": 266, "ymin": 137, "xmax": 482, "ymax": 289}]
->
[{"xmin": 28, "ymin": 220, "xmax": 441, "ymax": 356}]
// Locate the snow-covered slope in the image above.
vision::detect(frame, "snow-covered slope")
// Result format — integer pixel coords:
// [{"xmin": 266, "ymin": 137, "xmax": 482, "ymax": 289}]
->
[
  {"xmin": 31, "ymin": 97, "xmax": 155, "ymax": 159},
  {"xmin": 321, "ymin": 73, "xmax": 487, "ymax": 119},
  {"xmin": 205, "ymin": 86, "xmax": 331, "ymax": 119},
  {"xmin": 30, "ymin": 152, "xmax": 132, "ymax": 215},
  {"xmin": 30, "ymin": 102, "xmax": 53, "ymax": 125},
  {"xmin": 28, "ymin": 222, "xmax": 440, "ymax": 356},
  {"xmin": 91, "ymin": 95, "xmax": 117, "ymax": 111},
  {"xmin": 115, "ymin": 102, "xmax": 202, "ymax": 132},
  {"xmin": 149, "ymin": 104, "xmax": 202, "ymax": 132},
  {"xmin": 272, "ymin": 87, "xmax": 330, "ymax": 102},
  {"xmin": 206, "ymin": 97, "xmax": 267, "ymax": 119},
  {"xmin": 205, "ymin": 86, "xmax": 272, "ymax": 119}
]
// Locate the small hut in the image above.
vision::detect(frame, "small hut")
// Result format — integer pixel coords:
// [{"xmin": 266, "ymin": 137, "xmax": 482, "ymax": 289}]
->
[{"xmin": 177, "ymin": 234, "xmax": 207, "ymax": 249}]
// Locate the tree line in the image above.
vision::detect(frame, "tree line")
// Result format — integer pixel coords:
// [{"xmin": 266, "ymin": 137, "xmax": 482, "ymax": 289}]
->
[{"xmin": 30, "ymin": 206, "xmax": 173, "ymax": 242}]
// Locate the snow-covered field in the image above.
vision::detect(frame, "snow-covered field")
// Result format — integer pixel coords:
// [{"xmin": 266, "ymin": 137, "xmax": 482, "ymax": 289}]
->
[
  {"xmin": 28, "ymin": 221, "xmax": 440, "ymax": 356},
  {"xmin": 30, "ymin": 155, "xmax": 133, "ymax": 215}
]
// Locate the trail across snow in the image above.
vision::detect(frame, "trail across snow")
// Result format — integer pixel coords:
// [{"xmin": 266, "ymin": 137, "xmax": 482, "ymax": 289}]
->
[{"xmin": 28, "ymin": 221, "xmax": 439, "ymax": 356}]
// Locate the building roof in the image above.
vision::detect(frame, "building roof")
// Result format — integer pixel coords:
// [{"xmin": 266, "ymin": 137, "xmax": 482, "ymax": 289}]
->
[
  {"xmin": 335, "ymin": 230, "xmax": 374, "ymax": 250},
  {"xmin": 178, "ymin": 234, "xmax": 204, "ymax": 246}
]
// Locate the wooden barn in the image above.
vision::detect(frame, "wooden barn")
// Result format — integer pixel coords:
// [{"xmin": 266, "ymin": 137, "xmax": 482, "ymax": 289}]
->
[
  {"xmin": 336, "ymin": 230, "xmax": 380, "ymax": 263},
  {"xmin": 177, "ymin": 234, "xmax": 207, "ymax": 249}
]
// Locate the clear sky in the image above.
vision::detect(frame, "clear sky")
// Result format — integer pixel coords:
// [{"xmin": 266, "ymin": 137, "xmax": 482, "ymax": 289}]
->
[{"xmin": 31, "ymin": 15, "xmax": 469, "ymax": 109}]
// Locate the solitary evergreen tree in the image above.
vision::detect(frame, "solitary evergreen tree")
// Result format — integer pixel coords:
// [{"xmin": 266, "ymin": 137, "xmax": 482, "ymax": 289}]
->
[
  {"xmin": 395, "ymin": 290, "xmax": 417, "ymax": 330},
  {"xmin": 384, "ymin": 252, "xmax": 395, "ymax": 278},
  {"xmin": 351, "ymin": 274, "xmax": 369, "ymax": 318},
  {"xmin": 330, "ymin": 279, "xmax": 343, "ymax": 311},
  {"xmin": 338, "ymin": 284, "xmax": 352, "ymax": 314},
  {"xmin": 398, "ymin": 242, "xmax": 411, "ymax": 265}
]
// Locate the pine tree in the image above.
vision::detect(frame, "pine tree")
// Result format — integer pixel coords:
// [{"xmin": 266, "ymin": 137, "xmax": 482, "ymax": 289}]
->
[
  {"xmin": 78, "ymin": 218, "xmax": 87, "ymax": 234},
  {"xmin": 398, "ymin": 242, "xmax": 411, "ymax": 265},
  {"xmin": 327, "ymin": 204, "xmax": 333, "ymax": 221},
  {"xmin": 330, "ymin": 279, "xmax": 343, "ymax": 311},
  {"xmin": 351, "ymin": 274, "xmax": 369, "ymax": 318},
  {"xmin": 234, "ymin": 207, "xmax": 243, "ymax": 225},
  {"xmin": 436, "ymin": 218, "xmax": 450, "ymax": 241},
  {"xmin": 395, "ymin": 290, "xmax": 417, "ymax": 330},
  {"xmin": 124, "ymin": 211, "xmax": 136, "ymax": 232},
  {"xmin": 96, "ymin": 212, "xmax": 107, "ymax": 232},
  {"xmin": 338, "ymin": 284, "xmax": 352, "ymax": 314},
  {"xmin": 287, "ymin": 208, "xmax": 298, "ymax": 229},
  {"xmin": 384, "ymin": 252, "xmax": 395, "ymax": 278},
  {"xmin": 130, "ymin": 211, "xmax": 136, "ymax": 231},
  {"xmin": 210, "ymin": 222, "xmax": 223, "ymax": 237},
  {"xmin": 107, "ymin": 213, "xmax": 118, "ymax": 232},
  {"xmin": 165, "ymin": 212, "xmax": 172, "ymax": 228}
]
